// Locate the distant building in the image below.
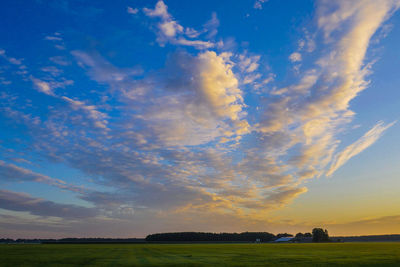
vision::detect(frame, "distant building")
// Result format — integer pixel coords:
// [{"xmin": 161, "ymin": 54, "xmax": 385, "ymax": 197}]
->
[
  {"xmin": 274, "ymin": 237, "xmax": 294, "ymax": 243},
  {"xmin": 255, "ymin": 238, "xmax": 261, "ymax": 243}
]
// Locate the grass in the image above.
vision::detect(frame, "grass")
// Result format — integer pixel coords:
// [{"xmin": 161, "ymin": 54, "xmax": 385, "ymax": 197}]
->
[{"xmin": 1, "ymin": 242, "xmax": 400, "ymax": 266}]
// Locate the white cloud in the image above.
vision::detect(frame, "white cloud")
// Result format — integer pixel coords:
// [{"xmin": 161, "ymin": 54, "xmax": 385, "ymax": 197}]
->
[
  {"xmin": 326, "ymin": 121, "xmax": 395, "ymax": 176},
  {"xmin": 239, "ymin": 54, "xmax": 260, "ymax": 73},
  {"xmin": 143, "ymin": 0, "xmax": 215, "ymax": 49},
  {"xmin": 143, "ymin": 0, "xmax": 169, "ymax": 19},
  {"xmin": 174, "ymin": 38, "xmax": 214, "ymax": 49},
  {"xmin": 254, "ymin": 0, "xmax": 268, "ymax": 10},
  {"xmin": 159, "ymin": 20, "xmax": 183, "ymax": 37},
  {"xmin": 257, "ymin": 0, "xmax": 400, "ymax": 181},
  {"xmin": 62, "ymin": 96, "xmax": 109, "ymax": 130},
  {"xmin": 203, "ymin": 12, "xmax": 219, "ymax": 38},
  {"xmin": 137, "ymin": 51, "xmax": 248, "ymax": 146},
  {"xmin": 185, "ymin": 27, "xmax": 200, "ymax": 38},
  {"xmin": 289, "ymin": 52, "xmax": 302, "ymax": 62},
  {"xmin": 298, "ymin": 29, "xmax": 316, "ymax": 53},
  {"xmin": 0, "ymin": 48, "xmax": 23, "ymax": 65},
  {"xmin": 71, "ymin": 51, "xmax": 142, "ymax": 84},
  {"xmin": 32, "ymin": 78, "xmax": 53, "ymax": 95},
  {"xmin": 49, "ymin": 56, "xmax": 70, "ymax": 66},
  {"xmin": 41, "ymin": 66, "xmax": 62, "ymax": 76},
  {"xmin": 31, "ymin": 77, "xmax": 73, "ymax": 96},
  {"xmin": 45, "ymin": 36, "xmax": 62, "ymax": 41},
  {"xmin": 243, "ymin": 73, "xmax": 261, "ymax": 84},
  {"xmin": 127, "ymin": 6, "xmax": 138, "ymax": 15}
]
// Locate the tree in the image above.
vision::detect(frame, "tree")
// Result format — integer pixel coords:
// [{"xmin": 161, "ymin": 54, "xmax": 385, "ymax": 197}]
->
[
  {"xmin": 276, "ymin": 233, "xmax": 293, "ymax": 238},
  {"xmin": 312, "ymin": 228, "xmax": 330, "ymax": 242},
  {"xmin": 295, "ymin": 233, "xmax": 304, "ymax": 239},
  {"xmin": 304, "ymin": 232, "xmax": 312, "ymax": 238}
]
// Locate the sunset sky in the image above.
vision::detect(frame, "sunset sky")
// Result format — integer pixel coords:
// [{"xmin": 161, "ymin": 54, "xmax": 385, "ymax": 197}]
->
[{"xmin": 1, "ymin": 0, "xmax": 400, "ymax": 238}]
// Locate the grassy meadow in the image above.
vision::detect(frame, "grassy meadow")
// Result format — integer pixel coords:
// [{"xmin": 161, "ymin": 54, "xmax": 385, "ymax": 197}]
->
[{"xmin": 1, "ymin": 242, "xmax": 400, "ymax": 266}]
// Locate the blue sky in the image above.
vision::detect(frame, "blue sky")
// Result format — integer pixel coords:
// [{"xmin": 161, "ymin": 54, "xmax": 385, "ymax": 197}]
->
[{"xmin": 1, "ymin": 0, "xmax": 400, "ymax": 238}]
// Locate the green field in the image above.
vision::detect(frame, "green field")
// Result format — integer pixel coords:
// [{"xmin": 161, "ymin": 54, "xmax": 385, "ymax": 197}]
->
[{"xmin": 1, "ymin": 243, "xmax": 400, "ymax": 266}]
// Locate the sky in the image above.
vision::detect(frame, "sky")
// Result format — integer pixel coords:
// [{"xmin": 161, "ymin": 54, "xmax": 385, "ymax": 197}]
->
[{"xmin": 1, "ymin": 0, "xmax": 400, "ymax": 238}]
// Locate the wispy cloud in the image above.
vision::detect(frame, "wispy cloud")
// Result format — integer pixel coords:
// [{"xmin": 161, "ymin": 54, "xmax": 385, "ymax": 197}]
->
[
  {"xmin": 127, "ymin": 6, "xmax": 138, "ymax": 15},
  {"xmin": 254, "ymin": 0, "xmax": 268, "ymax": 10},
  {"xmin": 0, "ymin": 48, "xmax": 23, "ymax": 65},
  {"xmin": 62, "ymin": 96, "xmax": 109, "ymax": 130},
  {"xmin": 326, "ymin": 121, "xmax": 395, "ymax": 176},
  {"xmin": 0, "ymin": 161, "xmax": 85, "ymax": 193},
  {"xmin": 0, "ymin": 190, "xmax": 98, "ymax": 219},
  {"xmin": 143, "ymin": 0, "xmax": 215, "ymax": 49}
]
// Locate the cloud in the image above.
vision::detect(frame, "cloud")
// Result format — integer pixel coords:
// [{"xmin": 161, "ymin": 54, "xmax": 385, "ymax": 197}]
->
[
  {"xmin": 264, "ymin": 186, "xmax": 308, "ymax": 208},
  {"xmin": 0, "ymin": 48, "xmax": 23, "ymax": 65},
  {"xmin": 298, "ymin": 29, "xmax": 316, "ymax": 53},
  {"xmin": 257, "ymin": 0, "xmax": 399, "ymax": 179},
  {"xmin": 239, "ymin": 54, "xmax": 260, "ymax": 73},
  {"xmin": 0, "ymin": 190, "xmax": 98, "ymax": 219},
  {"xmin": 151, "ymin": 51, "xmax": 248, "ymax": 144},
  {"xmin": 143, "ymin": 0, "xmax": 214, "ymax": 49},
  {"xmin": 31, "ymin": 77, "xmax": 74, "ymax": 96},
  {"xmin": 49, "ymin": 56, "xmax": 70, "ymax": 66},
  {"xmin": 44, "ymin": 33, "xmax": 65, "ymax": 50},
  {"xmin": 326, "ymin": 121, "xmax": 395, "ymax": 176},
  {"xmin": 71, "ymin": 51, "xmax": 142, "ymax": 84},
  {"xmin": 174, "ymin": 38, "xmax": 214, "ymax": 49},
  {"xmin": 141, "ymin": 51, "xmax": 249, "ymax": 146},
  {"xmin": 32, "ymin": 78, "xmax": 53, "ymax": 95},
  {"xmin": 143, "ymin": 0, "xmax": 169, "ymax": 19},
  {"xmin": 254, "ymin": 0, "xmax": 268, "ymax": 10},
  {"xmin": 289, "ymin": 52, "xmax": 302, "ymax": 62},
  {"xmin": 0, "ymin": 160, "xmax": 85, "ymax": 193},
  {"xmin": 127, "ymin": 6, "xmax": 138, "ymax": 15},
  {"xmin": 203, "ymin": 12, "xmax": 219, "ymax": 38},
  {"xmin": 72, "ymin": 49, "xmax": 248, "ymax": 146},
  {"xmin": 190, "ymin": 51, "xmax": 244, "ymax": 121},
  {"xmin": 45, "ymin": 36, "xmax": 62, "ymax": 41},
  {"xmin": 41, "ymin": 66, "xmax": 63, "ymax": 77},
  {"xmin": 62, "ymin": 96, "xmax": 109, "ymax": 130}
]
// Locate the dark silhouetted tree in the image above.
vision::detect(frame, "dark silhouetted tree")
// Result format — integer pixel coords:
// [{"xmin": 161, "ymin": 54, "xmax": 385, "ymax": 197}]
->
[
  {"xmin": 304, "ymin": 232, "xmax": 312, "ymax": 237},
  {"xmin": 276, "ymin": 233, "xmax": 293, "ymax": 238},
  {"xmin": 312, "ymin": 228, "xmax": 330, "ymax": 242},
  {"xmin": 295, "ymin": 233, "xmax": 304, "ymax": 239}
]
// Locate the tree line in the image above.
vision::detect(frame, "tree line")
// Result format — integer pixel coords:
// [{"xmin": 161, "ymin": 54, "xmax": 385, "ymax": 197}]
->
[
  {"xmin": 145, "ymin": 228, "xmax": 331, "ymax": 242},
  {"xmin": 0, "ymin": 238, "xmax": 145, "ymax": 244},
  {"xmin": 1, "ymin": 228, "xmax": 333, "ymax": 244},
  {"xmin": 145, "ymin": 232, "xmax": 276, "ymax": 242}
]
